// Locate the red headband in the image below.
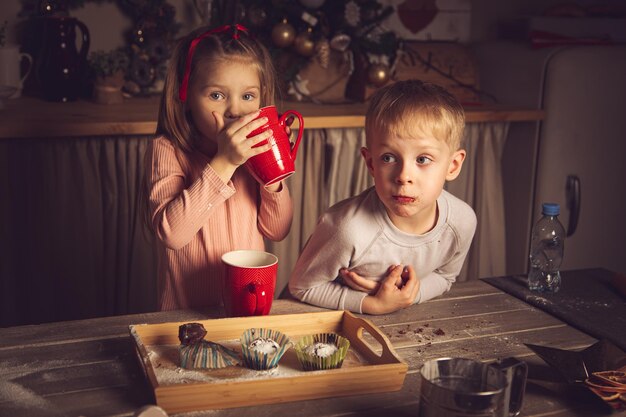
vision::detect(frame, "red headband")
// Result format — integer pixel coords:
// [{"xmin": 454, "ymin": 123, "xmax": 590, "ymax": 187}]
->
[{"xmin": 178, "ymin": 24, "xmax": 249, "ymax": 102}]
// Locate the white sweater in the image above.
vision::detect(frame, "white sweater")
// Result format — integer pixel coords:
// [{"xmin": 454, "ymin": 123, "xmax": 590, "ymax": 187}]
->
[{"xmin": 289, "ymin": 188, "xmax": 477, "ymax": 313}]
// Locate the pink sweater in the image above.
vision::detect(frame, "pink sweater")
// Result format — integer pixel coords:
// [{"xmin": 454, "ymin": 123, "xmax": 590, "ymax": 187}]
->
[{"xmin": 146, "ymin": 136, "xmax": 293, "ymax": 310}]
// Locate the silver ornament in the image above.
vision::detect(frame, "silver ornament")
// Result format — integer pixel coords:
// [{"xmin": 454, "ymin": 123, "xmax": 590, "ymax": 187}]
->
[{"xmin": 329, "ymin": 33, "xmax": 351, "ymax": 52}]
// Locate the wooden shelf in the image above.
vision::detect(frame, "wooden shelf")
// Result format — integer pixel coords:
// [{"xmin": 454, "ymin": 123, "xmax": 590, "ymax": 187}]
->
[{"xmin": 0, "ymin": 96, "xmax": 544, "ymax": 139}]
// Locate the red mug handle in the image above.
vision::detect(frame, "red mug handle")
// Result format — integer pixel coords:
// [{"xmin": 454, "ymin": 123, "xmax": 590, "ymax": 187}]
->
[
  {"xmin": 248, "ymin": 283, "xmax": 267, "ymax": 315},
  {"xmin": 279, "ymin": 110, "xmax": 304, "ymax": 160}
]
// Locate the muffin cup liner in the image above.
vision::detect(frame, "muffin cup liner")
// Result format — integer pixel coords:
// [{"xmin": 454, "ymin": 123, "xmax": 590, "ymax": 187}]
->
[
  {"xmin": 294, "ymin": 333, "xmax": 350, "ymax": 371},
  {"xmin": 240, "ymin": 328, "xmax": 292, "ymax": 370},
  {"xmin": 179, "ymin": 340, "xmax": 240, "ymax": 369}
]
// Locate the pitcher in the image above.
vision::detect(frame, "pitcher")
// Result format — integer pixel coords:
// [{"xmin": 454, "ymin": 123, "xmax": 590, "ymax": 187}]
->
[
  {"xmin": 35, "ymin": 16, "xmax": 90, "ymax": 102},
  {"xmin": 0, "ymin": 45, "xmax": 33, "ymax": 99},
  {"xmin": 419, "ymin": 357, "xmax": 527, "ymax": 417}
]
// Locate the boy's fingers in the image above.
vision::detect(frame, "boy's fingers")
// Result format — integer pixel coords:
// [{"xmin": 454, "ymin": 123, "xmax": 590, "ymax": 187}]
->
[
  {"xmin": 401, "ymin": 266, "xmax": 417, "ymax": 287},
  {"xmin": 342, "ymin": 273, "xmax": 366, "ymax": 292},
  {"xmin": 388, "ymin": 265, "xmax": 403, "ymax": 279},
  {"xmin": 400, "ymin": 265, "xmax": 420, "ymax": 298},
  {"xmin": 348, "ymin": 272, "xmax": 376, "ymax": 291},
  {"xmin": 381, "ymin": 265, "xmax": 402, "ymax": 289},
  {"xmin": 341, "ymin": 269, "xmax": 378, "ymax": 293}
]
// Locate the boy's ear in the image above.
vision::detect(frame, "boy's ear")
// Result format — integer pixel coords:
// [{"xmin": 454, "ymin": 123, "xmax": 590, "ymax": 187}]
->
[
  {"xmin": 446, "ymin": 149, "xmax": 466, "ymax": 181},
  {"xmin": 360, "ymin": 147, "xmax": 375, "ymax": 175}
]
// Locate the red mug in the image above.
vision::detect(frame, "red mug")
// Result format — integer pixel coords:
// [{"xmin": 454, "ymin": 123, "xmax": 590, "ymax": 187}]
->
[
  {"xmin": 246, "ymin": 105, "xmax": 304, "ymax": 187},
  {"xmin": 221, "ymin": 250, "xmax": 278, "ymax": 317}
]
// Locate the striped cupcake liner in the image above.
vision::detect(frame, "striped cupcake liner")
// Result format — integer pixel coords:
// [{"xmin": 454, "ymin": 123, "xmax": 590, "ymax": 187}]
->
[
  {"xmin": 240, "ymin": 328, "xmax": 292, "ymax": 370},
  {"xmin": 294, "ymin": 333, "xmax": 350, "ymax": 371},
  {"xmin": 179, "ymin": 340, "xmax": 240, "ymax": 369}
]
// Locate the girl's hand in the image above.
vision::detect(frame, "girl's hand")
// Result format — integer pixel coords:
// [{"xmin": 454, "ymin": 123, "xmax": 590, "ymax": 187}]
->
[
  {"xmin": 361, "ymin": 265, "xmax": 420, "ymax": 315},
  {"xmin": 212, "ymin": 110, "xmax": 273, "ymax": 167},
  {"xmin": 283, "ymin": 114, "xmax": 295, "ymax": 137},
  {"xmin": 208, "ymin": 110, "xmax": 272, "ymax": 184}
]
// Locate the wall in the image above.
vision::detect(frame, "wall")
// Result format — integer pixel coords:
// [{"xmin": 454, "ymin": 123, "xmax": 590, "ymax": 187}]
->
[{"xmin": 3, "ymin": 0, "xmax": 625, "ymax": 49}]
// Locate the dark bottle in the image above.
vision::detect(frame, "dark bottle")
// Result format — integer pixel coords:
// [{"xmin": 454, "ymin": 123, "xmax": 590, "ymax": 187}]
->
[{"xmin": 35, "ymin": 16, "xmax": 90, "ymax": 102}]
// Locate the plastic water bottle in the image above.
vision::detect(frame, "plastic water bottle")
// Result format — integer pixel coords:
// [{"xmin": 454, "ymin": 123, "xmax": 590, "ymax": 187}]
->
[{"xmin": 528, "ymin": 203, "xmax": 565, "ymax": 293}]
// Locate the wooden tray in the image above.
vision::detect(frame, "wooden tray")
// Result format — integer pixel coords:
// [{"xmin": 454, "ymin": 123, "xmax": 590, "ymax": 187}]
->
[{"xmin": 129, "ymin": 310, "xmax": 408, "ymax": 413}]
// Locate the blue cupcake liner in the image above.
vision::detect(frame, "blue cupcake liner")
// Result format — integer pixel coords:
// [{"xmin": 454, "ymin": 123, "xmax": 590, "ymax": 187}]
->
[
  {"xmin": 240, "ymin": 328, "xmax": 292, "ymax": 370},
  {"xmin": 179, "ymin": 340, "xmax": 240, "ymax": 369}
]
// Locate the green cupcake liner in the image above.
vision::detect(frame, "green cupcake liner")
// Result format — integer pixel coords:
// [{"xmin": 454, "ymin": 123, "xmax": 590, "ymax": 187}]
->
[
  {"xmin": 294, "ymin": 333, "xmax": 350, "ymax": 371},
  {"xmin": 240, "ymin": 328, "xmax": 292, "ymax": 370}
]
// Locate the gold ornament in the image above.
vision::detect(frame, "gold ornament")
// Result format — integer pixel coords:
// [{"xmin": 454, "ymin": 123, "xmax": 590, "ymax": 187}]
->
[
  {"xmin": 367, "ymin": 63, "xmax": 390, "ymax": 87},
  {"xmin": 271, "ymin": 19, "xmax": 296, "ymax": 48},
  {"xmin": 293, "ymin": 28, "xmax": 315, "ymax": 57}
]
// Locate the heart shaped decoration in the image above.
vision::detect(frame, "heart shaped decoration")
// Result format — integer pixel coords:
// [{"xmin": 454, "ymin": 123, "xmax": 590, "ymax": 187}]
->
[{"xmin": 397, "ymin": 0, "xmax": 439, "ymax": 34}]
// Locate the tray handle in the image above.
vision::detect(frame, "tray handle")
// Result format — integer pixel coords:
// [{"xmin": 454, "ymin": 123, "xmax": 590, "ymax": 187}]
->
[{"xmin": 342, "ymin": 311, "xmax": 404, "ymax": 365}]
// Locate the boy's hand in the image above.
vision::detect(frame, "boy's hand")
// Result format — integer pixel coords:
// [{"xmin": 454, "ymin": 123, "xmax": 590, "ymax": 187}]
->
[
  {"xmin": 361, "ymin": 265, "xmax": 420, "ymax": 315},
  {"xmin": 340, "ymin": 268, "xmax": 379, "ymax": 294},
  {"xmin": 340, "ymin": 265, "xmax": 403, "ymax": 295}
]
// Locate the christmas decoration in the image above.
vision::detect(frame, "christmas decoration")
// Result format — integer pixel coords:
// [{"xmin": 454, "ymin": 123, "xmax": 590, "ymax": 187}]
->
[
  {"xmin": 315, "ymin": 38, "xmax": 330, "ymax": 68},
  {"xmin": 397, "ymin": 0, "xmax": 438, "ymax": 34},
  {"xmin": 367, "ymin": 62, "xmax": 390, "ymax": 86},
  {"xmin": 329, "ymin": 33, "xmax": 351, "ymax": 52},
  {"xmin": 293, "ymin": 28, "xmax": 315, "ymax": 57},
  {"xmin": 221, "ymin": 0, "xmax": 401, "ymax": 102},
  {"xmin": 247, "ymin": 4, "xmax": 268, "ymax": 28},
  {"xmin": 271, "ymin": 19, "xmax": 296, "ymax": 48}
]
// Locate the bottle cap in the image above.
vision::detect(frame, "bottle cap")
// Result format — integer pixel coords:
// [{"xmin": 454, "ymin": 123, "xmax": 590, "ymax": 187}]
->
[{"xmin": 542, "ymin": 203, "xmax": 560, "ymax": 216}]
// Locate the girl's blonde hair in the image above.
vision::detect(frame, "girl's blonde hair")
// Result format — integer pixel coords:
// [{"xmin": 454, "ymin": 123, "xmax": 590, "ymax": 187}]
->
[
  {"xmin": 365, "ymin": 80, "xmax": 465, "ymax": 151},
  {"xmin": 156, "ymin": 25, "xmax": 277, "ymax": 153}
]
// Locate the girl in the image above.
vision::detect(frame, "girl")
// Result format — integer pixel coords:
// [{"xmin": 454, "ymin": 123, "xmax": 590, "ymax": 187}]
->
[{"xmin": 145, "ymin": 24, "xmax": 293, "ymax": 311}]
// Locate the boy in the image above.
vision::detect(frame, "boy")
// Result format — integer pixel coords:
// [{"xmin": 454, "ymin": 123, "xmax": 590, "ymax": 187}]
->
[{"xmin": 288, "ymin": 80, "xmax": 477, "ymax": 315}]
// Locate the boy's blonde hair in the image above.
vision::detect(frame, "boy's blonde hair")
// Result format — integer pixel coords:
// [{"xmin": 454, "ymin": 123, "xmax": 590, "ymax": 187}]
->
[
  {"xmin": 365, "ymin": 80, "xmax": 465, "ymax": 151},
  {"xmin": 156, "ymin": 25, "xmax": 278, "ymax": 153}
]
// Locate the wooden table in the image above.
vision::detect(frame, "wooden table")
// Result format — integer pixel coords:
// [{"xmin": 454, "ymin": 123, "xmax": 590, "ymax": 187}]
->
[{"xmin": 0, "ymin": 272, "xmax": 611, "ymax": 417}]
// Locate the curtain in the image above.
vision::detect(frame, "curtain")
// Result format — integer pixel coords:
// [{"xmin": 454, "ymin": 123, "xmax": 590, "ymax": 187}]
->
[
  {"xmin": 0, "ymin": 121, "xmax": 508, "ymax": 325},
  {"xmin": 0, "ymin": 136, "xmax": 158, "ymax": 326},
  {"xmin": 447, "ymin": 122, "xmax": 510, "ymax": 281}
]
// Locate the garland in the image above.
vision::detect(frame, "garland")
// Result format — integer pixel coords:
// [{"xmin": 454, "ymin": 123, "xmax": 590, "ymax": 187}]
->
[{"xmin": 206, "ymin": 0, "xmax": 400, "ymax": 98}]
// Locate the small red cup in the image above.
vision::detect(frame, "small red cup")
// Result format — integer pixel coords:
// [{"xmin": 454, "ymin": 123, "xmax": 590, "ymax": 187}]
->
[
  {"xmin": 221, "ymin": 250, "xmax": 278, "ymax": 317},
  {"xmin": 245, "ymin": 105, "xmax": 304, "ymax": 188}
]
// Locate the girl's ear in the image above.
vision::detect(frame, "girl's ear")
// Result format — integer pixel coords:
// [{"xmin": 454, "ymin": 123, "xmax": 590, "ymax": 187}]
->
[
  {"xmin": 446, "ymin": 149, "xmax": 466, "ymax": 181},
  {"xmin": 360, "ymin": 147, "xmax": 375, "ymax": 176}
]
